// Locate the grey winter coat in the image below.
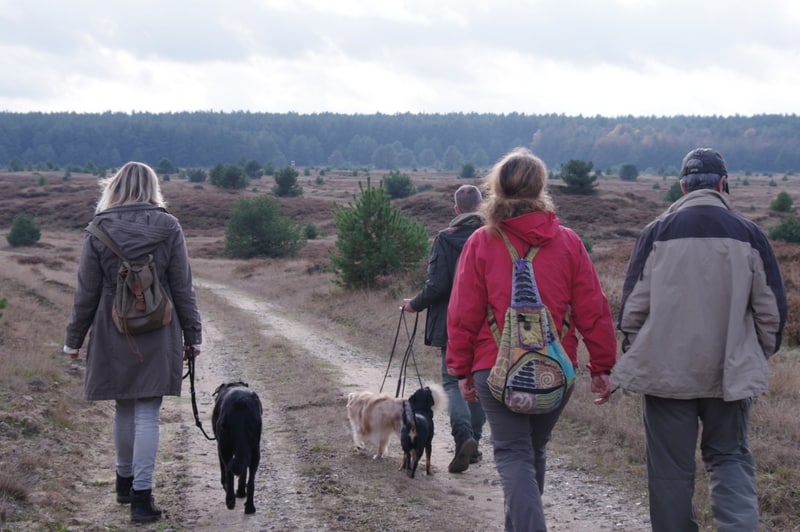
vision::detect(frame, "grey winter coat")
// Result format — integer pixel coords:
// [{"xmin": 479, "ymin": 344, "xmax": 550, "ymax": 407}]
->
[
  {"xmin": 613, "ymin": 189, "xmax": 786, "ymax": 401},
  {"xmin": 410, "ymin": 212, "xmax": 483, "ymax": 347},
  {"xmin": 64, "ymin": 204, "xmax": 202, "ymax": 401}
]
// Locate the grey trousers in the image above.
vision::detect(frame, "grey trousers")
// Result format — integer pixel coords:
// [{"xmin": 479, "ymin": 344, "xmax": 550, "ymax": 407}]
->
[
  {"xmin": 440, "ymin": 347, "xmax": 485, "ymax": 445},
  {"xmin": 474, "ymin": 369, "xmax": 572, "ymax": 532},
  {"xmin": 643, "ymin": 395, "xmax": 758, "ymax": 532},
  {"xmin": 114, "ymin": 397, "xmax": 163, "ymax": 491}
]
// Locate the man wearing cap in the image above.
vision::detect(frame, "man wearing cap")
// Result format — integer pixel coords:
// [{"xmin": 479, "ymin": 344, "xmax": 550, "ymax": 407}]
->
[{"xmin": 613, "ymin": 148, "xmax": 786, "ymax": 531}]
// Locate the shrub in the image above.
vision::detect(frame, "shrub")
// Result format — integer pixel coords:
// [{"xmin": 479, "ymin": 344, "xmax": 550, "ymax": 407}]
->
[
  {"xmin": 619, "ymin": 163, "xmax": 639, "ymax": 182},
  {"xmin": 459, "ymin": 162, "xmax": 476, "ymax": 179},
  {"xmin": 770, "ymin": 191, "xmax": 795, "ymax": 213},
  {"xmin": 225, "ymin": 196, "xmax": 305, "ymax": 258},
  {"xmin": 187, "ymin": 168, "xmax": 207, "ymax": 183},
  {"xmin": 304, "ymin": 223, "xmax": 318, "ymax": 240},
  {"xmin": 0, "ymin": 297, "xmax": 6, "ymax": 319},
  {"xmin": 6, "ymin": 213, "xmax": 41, "ymax": 247},
  {"xmin": 330, "ymin": 179, "xmax": 429, "ymax": 288},
  {"xmin": 210, "ymin": 164, "xmax": 248, "ymax": 189},
  {"xmin": 663, "ymin": 181, "xmax": 683, "ymax": 202},
  {"xmin": 560, "ymin": 160, "xmax": 597, "ymax": 194},
  {"xmin": 273, "ymin": 166, "xmax": 303, "ymax": 197},
  {"xmin": 382, "ymin": 170, "xmax": 415, "ymax": 199},
  {"xmin": 769, "ymin": 217, "xmax": 800, "ymax": 243}
]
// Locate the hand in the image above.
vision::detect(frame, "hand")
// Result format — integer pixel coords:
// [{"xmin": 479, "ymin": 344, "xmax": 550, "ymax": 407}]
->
[
  {"xmin": 458, "ymin": 375, "xmax": 478, "ymax": 402},
  {"xmin": 183, "ymin": 346, "xmax": 201, "ymax": 361},
  {"xmin": 400, "ymin": 298, "xmax": 415, "ymax": 313},
  {"xmin": 591, "ymin": 374, "xmax": 612, "ymax": 405}
]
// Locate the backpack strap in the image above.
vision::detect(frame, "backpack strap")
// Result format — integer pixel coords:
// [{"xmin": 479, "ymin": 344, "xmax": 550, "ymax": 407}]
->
[
  {"xmin": 86, "ymin": 222, "xmax": 130, "ymax": 262},
  {"xmin": 488, "ymin": 229, "xmax": 539, "ymax": 345}
]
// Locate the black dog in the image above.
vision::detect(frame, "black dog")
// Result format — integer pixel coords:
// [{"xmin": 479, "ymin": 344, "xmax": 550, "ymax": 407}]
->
[
  {"xmin": 212, "ymin": 381, "xmax": 263, "ymax": 514},
  {"xmin": 400, "ymin": 385, "xmax": 445, "ymax": 478}
]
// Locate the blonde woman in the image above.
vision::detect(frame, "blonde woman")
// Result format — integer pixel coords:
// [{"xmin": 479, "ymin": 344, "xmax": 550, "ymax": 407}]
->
[
  {"xmin": 64, "ymin": 162, "xmax": 202, "ymax": 523},
  {"xmin": 446, "ymin": 147, "xmax": 615, "ymax": 531}
]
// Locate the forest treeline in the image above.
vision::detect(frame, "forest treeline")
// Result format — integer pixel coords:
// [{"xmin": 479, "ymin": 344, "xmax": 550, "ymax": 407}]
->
[{"xmin": 2, "ymin": 111, "xmax": 799, "ymax": 174}]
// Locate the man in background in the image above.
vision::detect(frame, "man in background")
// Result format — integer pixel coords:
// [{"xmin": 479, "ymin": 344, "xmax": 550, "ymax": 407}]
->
[
  {"xmin": 613, "ymin": 148, "xmax": 787, "ymax": 531},
  {"xmin": 402, "ymin": 184, "xmax": 486, "ymax": 473}
]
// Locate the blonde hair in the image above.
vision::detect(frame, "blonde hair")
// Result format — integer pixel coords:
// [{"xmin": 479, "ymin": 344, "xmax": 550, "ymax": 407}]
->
[
  {"xmin": 482, "ymin": 147, "xmax": 554, "ymax": 233},
  {"xmin": 95, "ymin": 162, "xmax": 166, "ymax": 213}
]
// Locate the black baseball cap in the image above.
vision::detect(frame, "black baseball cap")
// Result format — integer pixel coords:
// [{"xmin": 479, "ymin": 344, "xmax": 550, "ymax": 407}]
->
[{"xmin": 680, "ymin": 148, "xmax": 727, "ymax": 177}]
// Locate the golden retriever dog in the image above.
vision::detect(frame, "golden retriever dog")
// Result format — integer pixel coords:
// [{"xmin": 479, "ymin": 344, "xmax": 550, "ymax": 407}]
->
[{"xmin": 346, "ymin": 391, "xmax": 404, "ymax": 459}]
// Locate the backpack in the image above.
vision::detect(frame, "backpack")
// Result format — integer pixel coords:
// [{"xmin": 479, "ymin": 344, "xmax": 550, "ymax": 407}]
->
[
  {"xmin": 86, "ymin": 222, "xmax": 173, "ymax": 336},
  {"xmin": 486, "ymin": 229, "xmax": 575, "ymax": 415}
]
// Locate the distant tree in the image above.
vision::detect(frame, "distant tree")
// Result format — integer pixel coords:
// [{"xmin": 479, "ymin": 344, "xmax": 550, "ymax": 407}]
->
[
  {"xmin": 156, "ymin": 157, "xmax": 176, "ymax": 175},
  {"xmin": 560, "ymin": 160, "xmax": 597, "ymax": 194},
  {"xmin": 6, "ymin": 213, "xmax": 41, "ymax": 247},
  {"xmin": 382, "ymin": 170, "xmax": 415, "ymax": 199},
  {"xmin": 304, "ymin": 222, "xmax": 318, "ymax": 240},
  {"xmin": 770, "ymin": 191, "xmax": 795, "ymax": 212},
  {"xmin": 243, "ymin": 159, "xmax": 262, "ymax": 179},
  {"xmin": 418, "ymin": 148, "xmax": 437, "ymax": 167},
  {"xmin": 769, "ymin": 217, "xmax": 800, "ymax": 243},
  {"xmin": 8, "ymin": 158, "xmax": 24, "ymax": 172},
  {"xmin": 459, "ymin": 162, "xmax": 476, "ymax": 179},
  {"xmin": 225, "ymin": 196, "xmax": 304, "ymax": 258},
  {"xmin": 372, "ymin": 144, "xmax": 398, "ymax": 169},
  {"xmin": 328, "ymin": 150, "xmax": 346, "ymax": 168},
  {"xmin": 442, "ymin": 145, "xmax": 464, "ymax": 170},
  {"xmin": 619, "ymin": 163, "xmax": 639, "ymax": 181},
  {"xmin": 263, "ymin": 162, "xmax": 275, "ymax": 176},
  {"xmin": 330, "ymin": 179, "xmax": 429, "ymax": 289},
  {"xmin": 663, "ymin": 181, "xmax": 683, "ymax": 202},
  {"xmin": 187, "ymin": 168, "xmax": 207, "ymax": 183},
  {"xmin": 209, "ymin": 164, "xmax": 248, "ymax": 189},
  {"xmin": 0, "ymin": 297, "xmax": 6, "ymax": 320},
  {"xmin": 273, "ymin": 165, "xmax": 303, "ymax": 197}
]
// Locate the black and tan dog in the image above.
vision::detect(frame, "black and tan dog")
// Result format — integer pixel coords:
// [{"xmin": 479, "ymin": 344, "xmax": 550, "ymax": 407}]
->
[
  {"xmin": 212, "ymin": 381, "xmax": 263, "ymax": 514},
  {"xmin": 400, "ymin": 384, "xmax": 447, "ymax": 478}
]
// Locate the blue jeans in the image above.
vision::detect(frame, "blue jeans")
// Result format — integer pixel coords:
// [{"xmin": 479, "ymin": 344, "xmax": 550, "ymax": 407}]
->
[
  {"xmin": 644, "ymin": 395, "xmax": 757, "ymax": 532},
  {"xmin": 114, "ymin": 397, "xmax": 163, "ymax": 491},
  {"xmin": 440, "ymin": 348, "xmax": 485, "ymax": 445},
  {"xmin": 474, "ymin": 369, "xmax": 572, "ymax": 532}
]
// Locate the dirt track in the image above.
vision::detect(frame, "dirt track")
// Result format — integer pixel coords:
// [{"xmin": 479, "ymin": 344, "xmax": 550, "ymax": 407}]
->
[{"xmin": 64, "ymin": 277, "xmax": 650, "ymax": 531}]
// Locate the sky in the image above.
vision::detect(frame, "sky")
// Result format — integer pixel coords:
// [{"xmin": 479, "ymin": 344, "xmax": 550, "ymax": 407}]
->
[{"xmin": 1, "ymin": 0, "xmax": 799, "ymax": 117}]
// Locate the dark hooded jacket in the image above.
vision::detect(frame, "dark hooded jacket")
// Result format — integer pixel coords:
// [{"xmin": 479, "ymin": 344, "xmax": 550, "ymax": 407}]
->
[
  {"xmin": 410, "ymin": 212, "xmax": 484, "ymax": 347},
  {"xmin": 64, "ymin": 204, "xmax": 202, "ymax": 401}
]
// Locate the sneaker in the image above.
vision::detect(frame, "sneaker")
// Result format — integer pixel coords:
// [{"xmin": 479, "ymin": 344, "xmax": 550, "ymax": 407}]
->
[
  {"xmin": 469, "ymin": 449, "xmax": 483, "ymax": 464},
  {"xmin": 448, "ymin": 437, "xmax": 478, "ymax": 473}
]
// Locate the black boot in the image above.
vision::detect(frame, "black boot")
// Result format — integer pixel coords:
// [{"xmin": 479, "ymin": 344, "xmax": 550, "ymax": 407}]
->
[
  {"xmin": 130, "ymin": 488, "xmax": 162, "ymax": 523},
  {"xmin": 115, "ymin": 473, "xmax": 133, "ymax": 504}
]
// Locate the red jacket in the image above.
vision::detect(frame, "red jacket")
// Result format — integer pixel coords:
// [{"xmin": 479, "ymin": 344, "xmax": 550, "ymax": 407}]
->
[{"xmin": 446, "ymin": 211, "xmax": 616, "ymax": 378}]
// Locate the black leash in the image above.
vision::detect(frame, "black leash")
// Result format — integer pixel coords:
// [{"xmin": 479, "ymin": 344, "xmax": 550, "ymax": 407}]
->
[
  {"xmin": 182, "ymin": 346, "xmax": 216, "ymax": 441},
  {"xmin": 380, "ymin": 310, "xmax": 423, "ymax": 397}
]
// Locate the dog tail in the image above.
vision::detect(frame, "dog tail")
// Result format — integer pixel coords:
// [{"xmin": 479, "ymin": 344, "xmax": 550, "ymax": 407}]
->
[
  {"xmin": 402, "ymin": 399, "xmax": 417, "ymax": 437},
  {"xmin": 428, "ymin": 382, "xmax": 448, "ymax": 415}
]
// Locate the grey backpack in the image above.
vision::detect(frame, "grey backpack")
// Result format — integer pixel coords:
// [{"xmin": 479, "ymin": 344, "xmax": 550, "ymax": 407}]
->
[{"xmin": 86, "ymin": 222, "xmax": 173, "ymax": 336}]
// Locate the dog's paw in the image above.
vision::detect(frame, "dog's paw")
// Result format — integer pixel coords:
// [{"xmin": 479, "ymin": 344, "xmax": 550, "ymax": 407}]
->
[
  {"xmin": 226, "ymin": 496, "xmax": 236, "ymax": 510},
  {"xmin": 245, "ymin": 503, "xmax": 256, "ymax": 515}
]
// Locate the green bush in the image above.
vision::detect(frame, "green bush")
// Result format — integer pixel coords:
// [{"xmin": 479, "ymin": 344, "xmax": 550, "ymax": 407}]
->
[
  {"xmin": 382, "ymin": 170, "xmax": 415, "ymax": 199},
  {"xmin": 769, "ymin": 217, "xmax": 800, "ymax": 243},
  {"xmin": 210, "ymin": 164, "xmax": 248, "ymax": 189},
  {"xmin": 663, "ymin": 181, "xmax": 683, "ymax": 202},
  {"xmin": 0, "ymin": 297, "xmax": 7, "ymax": 319},
  {"xmin": 304, "ymin": 223, "xmax": 319, "ymax": 240},
  {"xmin": 560, "ymin": 160, "xmax": 597, "ymax": 194},
  {"xmin": 619, "ymin": 163, "xmax": 639, "ymax": 182},
  {"xmin": 6, "ymin": 213, "xmax": 41, "ymax": 247},
  {"xmin": 225, "ymin": 196, "xmax": 305, "ymax": 258},
  {"xmin": 770, "ymin": 191, "xmax": 795, "ymax": 213},
  {"xmin": 330, "ymin": 179, "xmax": 429, "ymax": 289},
  {"xmin": 187, "ymin": 168, "xmax": 207, "ymax": 183},
  {"xmin": 459, "ymin": 162, "xmax": 476, "ymax": 179},
  {"xmin": 273, "ymin": 166, "xmax": 303, "ymax": 197}
]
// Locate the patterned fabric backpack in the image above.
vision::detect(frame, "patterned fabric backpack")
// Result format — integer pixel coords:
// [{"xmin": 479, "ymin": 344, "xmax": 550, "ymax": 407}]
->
[{"xmin": 486, "ymin": 229, "xmax": 575, "ymax": 415}]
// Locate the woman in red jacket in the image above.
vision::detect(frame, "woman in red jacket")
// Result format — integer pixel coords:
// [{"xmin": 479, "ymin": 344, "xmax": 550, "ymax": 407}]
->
[{"xmin": 446, "ymin": 147, "xmax": 615, "ymax": 531}]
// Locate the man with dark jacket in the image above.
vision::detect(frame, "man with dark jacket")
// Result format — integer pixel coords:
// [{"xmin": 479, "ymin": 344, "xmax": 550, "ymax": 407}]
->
[
  {"xmin": 402, "ymin": 184, "xmax": 486, "ymax": 473},
  {"xmin": 613, "ymin": 148, "xmax": 787, "ymax": 532}
]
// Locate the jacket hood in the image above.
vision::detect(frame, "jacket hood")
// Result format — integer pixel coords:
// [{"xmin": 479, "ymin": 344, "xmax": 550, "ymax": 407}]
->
[
  {"xmin": 438, "ymin": 212, "xmax": 484, "ymax": 253},
  {"xmin": 499, "ymin": 211, "xmax": 560, "ymax": 247},
  {"xmin": 662, "ymin": 188, "xmax": 733, "ymax": 218},
  {"xmin": 92, "ymin": 204, "xmax": 173, "ymax": 258}
]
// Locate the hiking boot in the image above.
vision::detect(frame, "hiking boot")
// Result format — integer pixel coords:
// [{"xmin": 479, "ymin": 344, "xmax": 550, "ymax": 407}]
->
[
  {"xmin": 469, "ymin": 449, "xmax": 483, "ymax": 464},
  {"xmin": 131, "ymin": 488, "xmax": 162, "ymax": 523},
  {"xmin": 448, "ymin": 437, "xmax": 478, "ymax": 473},
  {"xmin": 115, "ymin": 473, "xmax": 133, "ymax": 504}
]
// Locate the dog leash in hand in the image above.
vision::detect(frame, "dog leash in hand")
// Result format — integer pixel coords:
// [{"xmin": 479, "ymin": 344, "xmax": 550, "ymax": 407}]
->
[
  {"xmin": 380, "ymin": 310, "xmax": 423, "ymax": 397},
  {"xmin": 183, "ymin": 346, "xmax": 216, "ymax": 441}
]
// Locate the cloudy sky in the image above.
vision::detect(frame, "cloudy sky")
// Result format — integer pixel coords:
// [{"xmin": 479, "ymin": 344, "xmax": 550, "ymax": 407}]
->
[{"xmin": 1, "ymin": 0, "xmax": 799, "ymax": 117}]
